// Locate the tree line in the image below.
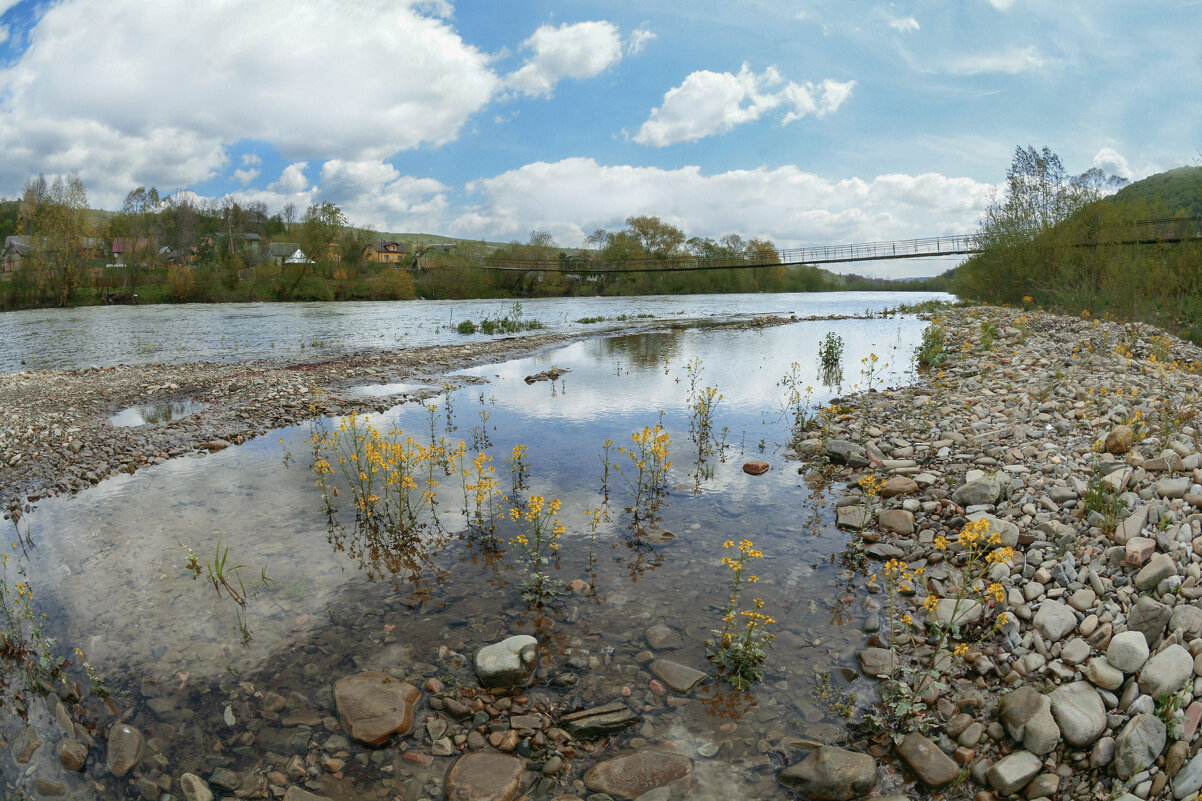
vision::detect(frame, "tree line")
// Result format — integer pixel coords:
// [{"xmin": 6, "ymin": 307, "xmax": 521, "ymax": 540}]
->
[{"xmin": 951, "ymin": 147, "xmax": 1202, "ymax": 342}]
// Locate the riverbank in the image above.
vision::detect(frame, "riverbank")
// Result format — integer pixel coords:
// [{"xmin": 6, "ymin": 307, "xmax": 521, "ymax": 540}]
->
[{"xmin": 791, "ymin": 305, "xmax": 1202, "ymax": 800}]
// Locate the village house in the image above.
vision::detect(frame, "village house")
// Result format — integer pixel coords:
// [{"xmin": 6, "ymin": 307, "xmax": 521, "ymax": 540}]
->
[{"xmin": 362, "ymin": 241, "xmax": 408, "ymax": 264}]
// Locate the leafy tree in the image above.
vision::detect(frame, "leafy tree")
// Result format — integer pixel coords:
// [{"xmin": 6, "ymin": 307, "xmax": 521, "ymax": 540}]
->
[{"xmin": 18, "ymin": 172, "xmax": 92, "ymax": 306}]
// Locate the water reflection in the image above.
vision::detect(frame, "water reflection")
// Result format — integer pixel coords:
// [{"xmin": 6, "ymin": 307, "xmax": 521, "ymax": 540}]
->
[
  {"xmin": 108, "ymin": 400, "xmax": 208, "ymax": 427},
  {"xmin": 9, "ymin": 316, "xmax": 935, "ymax": 800}
]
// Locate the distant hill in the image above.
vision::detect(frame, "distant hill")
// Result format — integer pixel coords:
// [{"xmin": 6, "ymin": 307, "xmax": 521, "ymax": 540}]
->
[{"xmin": 1108, "ymin": 165, "xmax": 1202, "ymax": 218}]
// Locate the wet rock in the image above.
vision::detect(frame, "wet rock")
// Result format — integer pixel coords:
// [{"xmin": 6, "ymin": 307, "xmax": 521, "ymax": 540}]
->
[
  {"xmin": 987, "ymin": 750, "xmax": 1041, "ymax": 795},
  {"xmin": 333, "ymin": 672, "xmax": 420, "ymax": 745},
  {"xmin": 1049, "ymin": 682, "xmax": 1106, "ymax": 748},
  {"xmin": 444, "ymin": 751, "xmax": 526, "ymax": 801},
  {"xmin": 106, "ymin": 722, "xmax": 144, "ymax": 777},
  {"xmin": 475, "ymin": 635, "xmax": 540, "ymax": 688},
  {"xmin": 1139, "ymin": 644, "xmax": 1193, "ymax": 699},
  {"xmin": 583, "ymin": 750, "xmax": 693, "ymax": 799},
  {"xmin": 179, "ymin": 773, "xmax": 214, "ymax": 801},
  {"xmin": 777, "ymin": 745, "xmax": 877, "ymax": 801},
  {"xmin": 561, "ymin": 701, "xmax": 640, "ymax": 739},
  {"xmin": 1114, "ymin": 714, "xmax": 1166, "ymax": 780},
  {"xmin": 857, "ymin": 648, "xmax": 896, "ymax": 678},
  {"xmin": 645, "ymin": 624, "xmax": 682, "ymax": 650},
  {"xmin": 283, "ymin": 788, "xmax": 333, "ymax": 801},
  {"xmin": 895, "ymin": 732, "xmax": 958, "ymax": 789},
  {"xmin": 32, "ymin": 779, "xmax": 65, "ymax": 796},
  {"xmin": 58, "ymin": 739, "xmax": 87, "ymax": 771},
  {"xmin": 650, "ymin": 659, "xmax": 706, "ymax": 693},
  {"xmin": 836, "ymin": 506, "xmax": 870, "ymax": 529},
  {"xmin": 12, "ymin": 725, "xmax": 40, "ymax": 763},
  {"xmin": 1106, "ymin": 630, "xmax": 1150, "ymax": 673},
  {"xmin": 1175, "ymin": 751, "xmax": 1202, "ymax": 799},
  {"xmin": 742, "ymin": 459, "xmax": 770, "ymax": 475}
]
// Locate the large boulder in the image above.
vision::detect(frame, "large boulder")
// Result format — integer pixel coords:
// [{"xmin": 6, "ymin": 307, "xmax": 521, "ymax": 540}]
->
[
  {"xmin": 987, "ymin": 751, "xmax": 1042, "ymax": 795},
  {"xmin": 444, "ymin": 752, "xmax": 526, "ymax": 801},
  {"xmin": 1049, "ymin": 682, "xmax": 1106, "ymax": 748},
  {"xmin": 474, "ymin": 635, "xmax": 540, "ymax": 688},
  {"xmin": 333, "ymin": 672, "xmax": 420, "ymax": 745},
  {"xmin": 777, "ymin": 746, "xmax": 877, "ymax": 801},
  {"xmin": 1126, "ymin": 596, "xmax": 1172, "ymax": 648},
  {"xmin": 895, "ymin": 733, "xmax": 958, "ymax": 789},
  {"xmin": 952, "ymin": 476, "xmax": 1001, "ymax": 508},
  {"xmin": 1033, "ymin": 600, "xmax": 1077, "ymax": 642},
  {"xmin": 1105, "ymin": 631, "xmax": 1149, "ymax": 673},
  {"xmin": 583, "ymin": 750, "xmax": 693, "ymax": 799},
  {"xmin": 1139, "ymin": 644, "xmax": 1193, "ymax": 699},
  {"xmin": 1114, "ymin": 714, "xmax": 1167, "ymax": 780}
]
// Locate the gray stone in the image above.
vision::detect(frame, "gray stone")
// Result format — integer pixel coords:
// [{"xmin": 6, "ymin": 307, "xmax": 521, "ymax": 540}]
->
[
  {"xmin": 1156, "ymin": 477, "xmax": 1191, "ymax": 499},
  {"xmin": 1174, "ymin": 750, "xmax": 1202, "ymax": 799},
  {"xmin": 929, "ymin": 598, "xmax": 981, "ymax": 628},
  {"xmin": 999, "ymin": 686, "xmax": 1048, "ymax": 742},
  {"xmin": 474, "ymin": 635, "xmax": 540, "ymax": 688},
  {"xmin": 560, "ymin": 701, "xmax": 640, "ymax": 739},
  {"xmin": 857, "ymin": 648, "xmax": 896, "ymax": 678},
  {"xmin": 1127, "ymin": 596, "xmax": 1172, "ymax": 648},
  {"xmin": 1140, "ymin": 644, "xmax": 1193, "ymax": 699},
  {"xmin": 777, "ymin": 745, "xmax": 878, "ymax": 801},
  {"xmin": 952, "ymin": 476, "xmax": 1001, "ymax": 508},
  {"xmin": 1106, "ymin": 630, "xmax": 1150, "ymax": 673},
  {"xmin": 646, "ymin": 623, "xmax": 682, "ymax": 650},
  {"xmin": 1024, "ymin": 710, "xmax": 1062, "ymax": 756},
  {"xmin": 895, "ymin": 732, "xmax": 958, "ymax": 789},
  {"xmin": 1169, "ymin": 604, "xmax": 1202, "ymax": 640},
  {"xmin": 877, "ymin": 509, "xmax": 915, "ymax": 535},
  {"xmin": 825, "ymin": 439, "xmax": 869, "ymax": 468},
  {"xmin": 967, "ymin": 512, "xmax": 1020, "ymax": 547},
  {"xmin": 1061, "ymin": 638, "xmax": 1090, "ymax": 665},
  {"xmin": 1033, "ymin": 600, "xmax": 1077, "ymax": 641},
  {"xmin": 986, "ymin": 750, "xmax": 1042, "ymax": 795},
  {"xmin": 1135, "ymin": 552, "xmax": 1178, "ymax": 591},
  {"xmin": 1114, "ymin": 714, "xmax": 1167, "ymax": 780},
  {"xmin": 1117, "ymin": 506, "xmax": 1150, "ymax": 545},
  {"xmin": 836, "ymin": 506, "xmax": 871, "ymax": 530},
  {"xmin": 1083, "ymin": 656, "xmax": 1125, "ymax": 691},
  {"xmin": 1049, "ymin": 682, "xmax": 1107, "ymax": 747},
  {"xmin": 650, "ymin": 659, "xmax": 706, "ymax": 693}
]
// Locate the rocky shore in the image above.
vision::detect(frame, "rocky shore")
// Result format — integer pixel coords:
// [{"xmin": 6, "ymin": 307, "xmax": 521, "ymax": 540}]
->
[{"xmin": 787, "ymin": 305, "xmax": 1202, "ymax": 800}]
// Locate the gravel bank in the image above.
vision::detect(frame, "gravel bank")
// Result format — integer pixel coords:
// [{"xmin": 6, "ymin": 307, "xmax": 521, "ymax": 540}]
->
[{"xmin": 788, "ymin": 305, "xmax": 1202, "ymax": 800}]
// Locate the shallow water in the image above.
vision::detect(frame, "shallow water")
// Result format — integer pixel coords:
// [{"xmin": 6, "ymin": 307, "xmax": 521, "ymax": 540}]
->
[
  {"xmin": 8, "ymin": 316, "xmax": 928, "ymax": 799},
  {"xmin": 0, "ymin": 290, "xmax": 949, "ymax": 372},
  {"xmin": 107, "ymin": 400, "xmax": 210, "ymax": 427}
]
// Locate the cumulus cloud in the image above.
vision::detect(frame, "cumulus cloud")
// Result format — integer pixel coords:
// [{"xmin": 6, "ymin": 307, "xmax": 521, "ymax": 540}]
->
[
  {"xmin": 0, "ymin": 0, "xmax": 499, "ymax": 205},
  {"xmin": 506, "ymin": 21, "xmax": 623, "ymax": 97},
  {"xmin": 633, "ymin": 64, "xmax": 854, "ymax": 147},
  {"xmin": 233, "ymin": 168, "xmax": 260, "ymax": 186},
  {"xmin": 945, "ymin": 45, "xmax": 1047, "ymax": 74},
  {"xmin": 241, "ymin": 153, "xmax": 262, "ymax": 167},
  {"xmin": 627, "ymin": 23, "xmax": 656, "ymax": 55},
  {"xmin": 456, "ymin": 157, "xmax": 992, "ymax": 250},
  {"xmin": 1092, "ymin": 148, "xmax": 1133, "ymax": 180},
  {"xmin": 269, "ymin": 163, "xmax": 310, "ymax": 195}
]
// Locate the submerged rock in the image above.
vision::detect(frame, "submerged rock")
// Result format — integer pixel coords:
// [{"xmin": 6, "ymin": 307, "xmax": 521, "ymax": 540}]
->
[
  {"xmin": 584, "ymin": 750, "xmax": 693, "ymax": 799},
  {"xmin": 777, "ymin": 745, "xmax": 877, "ymax": 801},
  {"xmin": 106, "ymin": 722, "xmax": 143, "ymax": 777},
  {"xmin": 444, "ymin": 752, "xmax": 526, "ymax": 801},
  {"xmin": 333, "ymin": 672, "xmax": 420, "ymax": 745},
  {"xmin": 475, "ymin": 635, "xmax": 540, "ymax": 688}
]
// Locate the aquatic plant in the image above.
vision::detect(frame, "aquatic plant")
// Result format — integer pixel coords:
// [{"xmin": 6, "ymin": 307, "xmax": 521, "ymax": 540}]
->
[
  {"xmin": 507, "ymin": 494, "xmax": 565, "ymax": 602},
  {"xmin": 685, "ymin": 358, "xmax": 722, "ymax": 458},
  {"xmin": 506, "ymin": 443, "xmax": 530, "ymax": 496},
  {"xmin": 616, "ymin": 424, "xmax": 672, "ymax": 520},
  {"xmin": 708, "ymin": 539, "xmax": 774, "ymax": 689},
  {"xmin": 461, "ymin": 451, "xmax": 501, "ymax": 538},
  {"xmin": 778, "ymin": 362, "xmax": 816, "ymax": 431},
  {"xmin": 818, "ymin": 331, "xmax": 844, "ymax": 372},
  {"xmin": 0, "ymin": 547, "xmax": 62, "ymax": 690},
  {"xmin": 858, "ymin": 352, "xmax": 887, "ymax": 392}
]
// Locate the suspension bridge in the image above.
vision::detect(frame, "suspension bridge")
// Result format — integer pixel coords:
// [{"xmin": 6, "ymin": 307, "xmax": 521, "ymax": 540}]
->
[{"xmin": 467, "ymin": 216, "xmax": 1201, "ymax": 275}]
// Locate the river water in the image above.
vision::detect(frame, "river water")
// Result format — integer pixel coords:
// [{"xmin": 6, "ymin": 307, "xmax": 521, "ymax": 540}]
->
[
  {"xmin": 1, "ymin": 293, "xmax": 947, "ymax": 800},
  {"xmin": 0, "ymin": 291, "xmax": 947, "ymax": 372}
]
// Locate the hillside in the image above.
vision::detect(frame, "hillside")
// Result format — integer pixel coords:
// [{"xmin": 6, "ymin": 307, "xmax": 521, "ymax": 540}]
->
[{"xmin": 1108, "ymin": 165, "xmax": 1202, "ymax": 217}]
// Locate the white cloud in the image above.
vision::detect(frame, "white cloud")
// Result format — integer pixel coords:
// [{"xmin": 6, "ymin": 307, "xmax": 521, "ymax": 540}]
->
[
  {"xmin": 0, "ymin": 23, "xmax": 8, "ymax": 45},
  {"xmin": 627, "ymin": 23, "xmax": 656, "ymax": 55},
  {"xmin": 887, "ymin": 14, "xmax": 920, "ymax": 33},
  {"xmin": 945, "ymin": 45, "xmax": 1046, "ymax": 74},
  {"xmin": 241, "ymin": 153, "xmax": 262, "ymax": 167},
  {"xmin": 1092, "ymin": 148, "xmax": 1132, "ymax": 180},
  {"xmin": 457, "ymin": 157, "xmax": 992, "ymax": 251},
  {"xmin": 269, "ymin": 162, "xmax": 310, "ymax": 195},
  {"xmin": 634, "ymin": 64, "xmax": 854, "ymax": 147},
  {"xmin": 506, "ymin": 21, "xmax": 623, "ymax": 97},
  {"xmin": 233, "ymin": 168, "xmax": 260, "ymax": 186},
  {"xmin": 0, "ymin": 0, "xmax": 499, "ymax": 205},
  {"xmin": 987, "ymin": 0, "xmax": 1016, "ymax": 9}
]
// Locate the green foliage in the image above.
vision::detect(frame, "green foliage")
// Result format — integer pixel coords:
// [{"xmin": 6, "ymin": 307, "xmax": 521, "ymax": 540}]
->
[
  {"xmin": 916, "ymin": 321, "xmax": 949, "ymax": 369},
  {"xmin": 456, "ymin": 320, "xmax": 478, "ymax": 334},
  {"xmin": 1082, "ymin": 469, "xmax": 1122, "ymax": 533},
  {"xmin": 818, "ymin": 332, "xmax": 844, "ymax": 372}
]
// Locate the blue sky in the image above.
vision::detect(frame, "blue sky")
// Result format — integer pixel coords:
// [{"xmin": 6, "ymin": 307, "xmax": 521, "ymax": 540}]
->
[{"xmin": 0, "ymin": 0, "xmax": 1198, "ymax": 275}]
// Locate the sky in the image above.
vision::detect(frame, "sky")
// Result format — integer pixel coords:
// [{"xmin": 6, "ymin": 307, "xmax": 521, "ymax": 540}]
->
[{"xmin": 0, "ymin": 0, "xmax": 1198, "ymax": 276}]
